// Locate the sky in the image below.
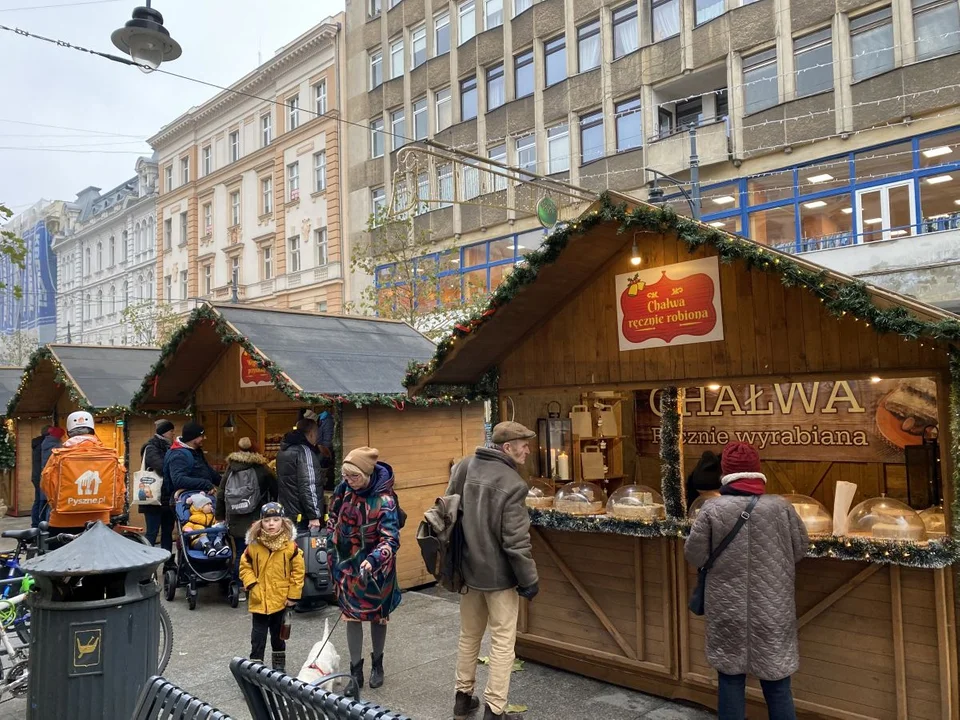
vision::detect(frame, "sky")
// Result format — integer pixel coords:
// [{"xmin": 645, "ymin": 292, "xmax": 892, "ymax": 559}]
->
[{"xmin": 0, "ymin": 0, "xmax": 343, "ymax": 214}]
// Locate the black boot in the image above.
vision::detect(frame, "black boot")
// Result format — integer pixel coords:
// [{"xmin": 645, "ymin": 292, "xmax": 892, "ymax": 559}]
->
[
  {"xmin": 272, "ymin": 651, "xmax": 286, "ymax": 673},
  {"xmin": 483, "ymin": 704, "xmax": 524, "ymax": 720},
  {"xmin": 369, "ymin": 653, "xmax": 384, "ymax": 689},
  {"xmin": 346, "ymin": 659, "xmax": 364, "ymax": 697},
  {"xmin": 454, "ymin": 691, "xmax": 480, "ymax": 718}
]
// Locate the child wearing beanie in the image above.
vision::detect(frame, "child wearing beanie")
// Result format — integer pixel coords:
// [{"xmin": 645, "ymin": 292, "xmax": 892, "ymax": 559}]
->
[{"xmin": 239, "ymin": 502, "xmax": 305, "ymax": 671}]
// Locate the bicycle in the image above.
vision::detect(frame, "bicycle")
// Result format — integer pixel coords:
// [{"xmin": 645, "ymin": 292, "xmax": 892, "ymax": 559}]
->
[{"xmin": 0, "ymin": 593, "xmax": 29, "ymax": 702}]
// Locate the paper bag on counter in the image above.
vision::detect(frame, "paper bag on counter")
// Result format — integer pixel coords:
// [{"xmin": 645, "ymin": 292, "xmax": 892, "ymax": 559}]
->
[
  {"xmin": 570, "ymin": 405, "xmax": 593, "ymax": 438},
  {"xmin": 581, "ymin": 446, "xmax": 606, "ymax": 480},
  {"xmin": 596, "ymin": 403, "xmax": 619, "ymax": 437},
  {"xmin": 832, "ymin": 481, "xmax": 858, "ymax": 536}
]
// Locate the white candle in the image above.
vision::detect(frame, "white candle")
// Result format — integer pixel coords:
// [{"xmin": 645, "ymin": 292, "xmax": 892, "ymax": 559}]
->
[{"xmin": 557, "ymin": 452, "xmax": 570, "ymax": 480}]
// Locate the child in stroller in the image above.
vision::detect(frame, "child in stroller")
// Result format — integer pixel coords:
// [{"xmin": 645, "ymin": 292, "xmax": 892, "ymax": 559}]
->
[{"xmin": 183, "ymin": 493, "xmax": 231, "ymax": 558}]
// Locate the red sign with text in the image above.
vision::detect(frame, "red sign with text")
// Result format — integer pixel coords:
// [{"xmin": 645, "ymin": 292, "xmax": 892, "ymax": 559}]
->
[{"xmin": 240, "ymin": 350, "xmax": 273, "ymax": 388}]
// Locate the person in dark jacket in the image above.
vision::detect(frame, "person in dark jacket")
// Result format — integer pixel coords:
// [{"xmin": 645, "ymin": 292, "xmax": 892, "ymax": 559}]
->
[
  {"xmin": 162, "ymin": 421, "xmax": 220, "ymax": 501},
  {"xmin": 37, "ymin": 427, "xmax": 64, "ymax": 523},
  {"xmin": 305, "ymin": 408, "xmax": 336, "ymax": 491},
  {"xmin": 685, "ymin": 450, "xmax": 722, "ymax": 511},
  {"xmin": 216, "ymin": 436, "xmax": 277, "ymax": 585},
  {"xmin": 275, "ymin": 418, "xmax": 324, "ymax": 533},
  {"xmin": 141, "ymin": 419, "xmax": 176, "ymax": 551},
  {"xmin": 30, "ymin": 427, "xmax": 50, "ymax": 528}
]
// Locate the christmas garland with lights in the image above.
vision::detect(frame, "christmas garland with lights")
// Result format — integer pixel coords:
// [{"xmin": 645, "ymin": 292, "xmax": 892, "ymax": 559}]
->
[
  {"xmin": 660, "ymin": 387, "xmax": 684, "ymax": 519},
  {"xmin": 0, "ymin": 425, "xmax": 14, "ymax": 471},
  {"xmin": 529, "ymin": 508, "xmax": 690, "ymax": 539}
]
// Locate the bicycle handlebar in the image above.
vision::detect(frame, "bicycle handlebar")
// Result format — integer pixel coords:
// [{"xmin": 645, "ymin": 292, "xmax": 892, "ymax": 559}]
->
[{"xmin": 54, "ymin": 533, "xmax": 77, "ymax": 545}]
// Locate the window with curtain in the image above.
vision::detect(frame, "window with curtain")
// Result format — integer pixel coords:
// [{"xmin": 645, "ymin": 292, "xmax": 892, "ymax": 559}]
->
[
  {"xmin": 613, "ymin": 4, "xmax": 639, "ymax": 58},
  {"xmin": 616, "ymin": 97, "xmax": 642, "ymax": 151},
  {"xmin": 578, "ymin": 19, "xmax": 601, "ymax": 72},
  {"xmin": 487, "ymin": 64, "xmax": 505, "ymax": 110},
  {"xmin": 514, "ymin": 0, "xmax": 532, "ymax": 15},
  {"xmin": 463, "ymin": 162, "xmax": 481, "ymax": 199},
  {"xmin": 515, "ymin": 50, "xmax": 534, "ymax": 97},
  {"xmin": 794, "ymin": 28, "xmax": 833, "ymax": 97},
  {"xmin": 459, "ymin": 0, "xmax": 476, "ymax": 44},
  {"xmin": 370, "ymin": 50, "xmax": 383, "ymax": 88},
  {"xmin": 743, "ymin": 47, "xmax": 778, "ymax": 113},
  {"xmin": 580, "ymin": 111, "xmax": 604, "ymax": 163},
  {"xmin": 485, "ymin": 0, "xmax": 503, "ymax": 29},
  {"xmin": 695, "ymin": 0, "xmax": 724, "ymax": 26},
  {"xmin": 544, "ymin": 36, "xmax": 566, "ymax": 86},
  {"xmin": 914, "ymin": 0, "xmax": 960, "ymax": 61},
  {"xmin": 438, "ymin": 164, "xmax": 454, "ymax": 206},
  {"xmin": 390, "ymin": 38, "xmax": 404, "ymax": 79},
  {"xmin": 416, "ymin": 173, "xmax": 430, "ymax": 214},
  {"xmin": 652, "ymin": 0, "xmax": 680, "ymax": 42},
  {"xmin": 489, "ymin": 143, "xmax": 507, "ymax": 191},
  {"xmin": 516, "ymin": 134, "xmax": 536, "ymax": 178},
  {"xmin": 436, "ymin": 88, "xmax": 452, "ymax": 130},
  {"xmin": 850, "ymin": 7, "xmax": 894, "ymax": 82},
  {"xmin": 371, "ymin": 117, "xmax": 385, "ymax": 158}
]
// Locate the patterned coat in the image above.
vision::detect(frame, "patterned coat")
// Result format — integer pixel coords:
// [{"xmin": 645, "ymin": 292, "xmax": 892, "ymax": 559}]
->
[{"xmin": 326, "ymin": 462, "xmax": 401, "ymax": 622}]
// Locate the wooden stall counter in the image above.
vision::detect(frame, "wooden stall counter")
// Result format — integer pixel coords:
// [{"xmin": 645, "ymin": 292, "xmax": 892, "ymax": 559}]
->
[{"xmin": 519, "ymin": 513, "xmax": 959, "ymax": 720}]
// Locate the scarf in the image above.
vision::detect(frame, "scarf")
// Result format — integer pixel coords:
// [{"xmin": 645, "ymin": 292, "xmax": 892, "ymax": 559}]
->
[
  {"xmin": 257, "ymin": 528, "xmax": 287, "ymax": 552},
  {"xmin": 720, "ymin": 478, "xmax": 767, "ymax": 496}
]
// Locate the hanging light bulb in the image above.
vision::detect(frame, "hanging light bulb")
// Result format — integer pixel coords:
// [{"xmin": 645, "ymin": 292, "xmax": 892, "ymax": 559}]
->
[{"xmin": 630, "ymin": 239, "xmax": 642, "ymax": 266}]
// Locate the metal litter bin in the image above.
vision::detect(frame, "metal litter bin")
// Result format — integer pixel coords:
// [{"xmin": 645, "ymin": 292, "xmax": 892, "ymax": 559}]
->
[{"xmin": 22, "ymin": 522, "xmax": 170, "ymax": 719}]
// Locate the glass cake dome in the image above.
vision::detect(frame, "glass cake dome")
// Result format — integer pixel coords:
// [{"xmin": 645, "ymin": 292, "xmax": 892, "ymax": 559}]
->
[
  {"xmin": 554, "ymin": 482, "xmax": 607, "ymax": 516},
  {"xmin": 846, "ymin": 496, "xmax": 928, "ymax": 541},
  {"xmin": 606, "ymin": 484, "xmax": 665, "ymax": 521},
  {"xmin": 919, "ymin": 505, "xmax": 946, "ymax": 537},
  {"xmin": 525, "ymin": 485, "xmax": 554, "ymax": 509},
  {"xmin": 688, "ymin": 492, "xmax": 720, "ymax": 520},
  {"xmin": 782, "ymin": 494, "xmax": 832, "ymax": 536}
]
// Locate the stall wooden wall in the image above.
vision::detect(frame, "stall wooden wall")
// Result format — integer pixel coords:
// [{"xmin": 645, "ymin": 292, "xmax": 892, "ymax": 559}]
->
[
  {"xmin": 13, "ymin": 417, "xmax": 47, "ymax": 516},
  {"xmin": 342, "ymin": 403, "xmax": 485, "ymax": 589}
]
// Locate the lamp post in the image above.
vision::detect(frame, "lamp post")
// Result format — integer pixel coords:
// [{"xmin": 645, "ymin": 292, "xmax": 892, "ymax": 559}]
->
[{"xmin": 111, "ymin": 1, "xmax": 182, "ymax": 72}]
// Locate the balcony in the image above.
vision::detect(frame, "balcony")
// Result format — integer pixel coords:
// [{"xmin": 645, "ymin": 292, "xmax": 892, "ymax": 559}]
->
[{"xmin": 645, "ymin": 118, "xmax": 729, "ymax": 178}]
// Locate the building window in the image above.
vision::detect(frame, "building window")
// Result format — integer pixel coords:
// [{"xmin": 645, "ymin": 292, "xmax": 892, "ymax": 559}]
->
[
  {"xmin": 652, "ymin": 0, "xmax": 680, "ymax": 42},
  {"xmin": 390, "ymin": 38, "xmax": 404, "ymax": 79},
  {"xmin": 463, "ymin": 161, "xmax": 481, "ymax": 199},
  {"xmin": 164, "ymin": 165, "xmax": 173, "ymax": 192},
  {"xmin": 229, "ymin": 130, "xmax": 240, "ymax": 162},
  {"xmin": 615, "ymin": 97, "xmax": 642, "ymax": 151},
  {"xmin": 547, "ymin": 123, "xmax": 570, "ymax": 174},
  {"xmin": 436, "ymin": 88, "xmax": 452, "ymax": 131},
  {"xmin": 743, "ymin": 48, "xmax": 778, "ymax": 114},
  {"xmin": 412, "ymin": 97, "xmax": 428, "ymax": 140},
  {"xmin": 914, "ymin": 0, "xmax": 960, "ymax": 61},
  {"xmin": 287, "ymin": 162, "xmax": 300, "ymax": 201},
  {"xmin": 179, "ymin": 270, "xmax": 187, "ymax": 299},
  {"xmin": 314, "ymin": 80, "xmax": 327, "ymax": 115},
  {"xmin": 314, "ymin": 151, "xmax": 327, "ymax": 191},
  {"xmin": 109, "ymin": 236, "xmax": 116, "ymax": 266},
  {"xmin": 203, "ymin": 202, "xmax": 212, "ymax": 235},
  {"xmin": 262, "ymin": 177, "xmax": 273, "ymax": 214},
  {"xmin": 180, "ymin": 156, "xmax": 190, "ymax": 184},
  {"xmin": 412, "ymin": 26, "xmax": 427, "ymax": 68},
  {"xmin": 696, "ymin": 0, "xmax": 724, "ymax": 25},
  {"xmin": 122, "ymin": 280, "xmax": 129, "ymax": 309},
  {"xmin": 317, "ymin": 300, "xmax": 328, "ymax": 313},
  {"xmin": 514, "ymin": 0, "xmax": 532, "ymax": 14},
  {"xmin": 388, "ymin": 109, "xmax": 404, "ymax": 152},
  {"xmin": 851, "ymin": 8, "xmax": 894, "ymax": 82},
  {"xmin": 202, "ymin": 145, "xmax": 212, "ymax": 176},
  {"xmin": 164, "ymin": 276, "xmax": 172, "ymax": 302},
  {"xmin": 203, "ymin": 265, "xmax": 212, "ymax": 296},
  {"xmin": 370, "ymin": 0, "xmax": 381, "ymax": 16},
  {"xmin": 261, "ymin": 114, "xmax": 272, "ymax": 146},
  {"xmin": 516, "ymin": 134, "xmax": 536, "ymax": 178},
  {"xmin": 95, "ymin": 241, "xmax": 102, "ymax": 271},
  {"xmin": 459, "ymin": 0, "xmax": 476, "ymax": 44},
  {"xmin": 580, "ymin": 110, "xmax": 604, "ymax": 164},
  {"xmin": 315, "ymin": 228, "xmax": 328, "ymax": 265},
  {"xmin": 372, "ymin": 187, "xmax": 387, "ymax": 218},
  {"xmin": 488, "ymin": 143, "xmax": 507, "ymax": 191},
  {"xmin": 487, "ymin": 64, "xmax": 505, "ymax": 110},
  {"xmin": 613, "ymin": 5, "xmax": 639, "ymax": 58},
  {"xmin": 416, "ymin": 172, "xmax": 430, "ymax": 214},
  {"xmin": 231, "ymin": 191, "xmax": 241, "ymax": 226},
  {"xmin": 261, "ymin": 246, "xmax": 273, "ymax": 280},
  {"xmin": 108, "ymin": 286, "xmax": 115, "ymax": 314},
  {"xmin": 438, "ymin": 163, "xmax": 454, "ymax": 207},
  {"xmin": 121, "ymin": 230, "xmax": 128, "ymax": 261},
  {"xmin": 288, "ymin": 95, "xmax": 300, "ymax": 131},
  {"xmin": 179, "ymin": 212, "xmax": 188, "ymax": 246},
  {"xmin": 370, "ymin": 50, "xmax": 383, "ymax": 88},
  {"xmin": 287, "ymin": 236, "xmax": 301, "ymax": 273},
  {"xmin": 544, "ymin": 36, "xmax": 566, "ymax": 86},
  {"xmin": 163, "ymin": 218, "xmax": 172, "ymax": 249},
  {"xmin": 578, "ymin": 20, "xmax": 601, "ymax": 72},
  {"xmin": 485, "ymin": 0, "xmax": 503, "ymax": 29},
  {"xmin": 231, "ymin": 257, "xmax": 240, "ymax": 287},
  {"xmin": 371, "ymin": 117, "xmax": 385, "ymax": 157},
  {"xmin": 461, "ymin": 76, "xmax": 478, "ymax": 120},
  {"xmin": 515, "ymin": 50, "xmax": 534, "ymax": 98},
  {"xmin": 795, "ymin": 29, "xmax": 833, "ymax": 98},
  {"xmin": 435, "ymin": 12, "xmax": 450, "ymax": 55}
]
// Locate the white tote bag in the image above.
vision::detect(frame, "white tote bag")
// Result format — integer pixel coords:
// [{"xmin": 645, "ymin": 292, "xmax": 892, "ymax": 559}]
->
[{"xmin": 133, "ymin": 449, "xmax": 163, "ymax": 507}]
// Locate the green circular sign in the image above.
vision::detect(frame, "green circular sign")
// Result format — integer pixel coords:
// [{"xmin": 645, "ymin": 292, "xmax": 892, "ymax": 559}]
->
[{"xmin": 537, "ymin": 197, "xmax": 558, "ymax": 228}]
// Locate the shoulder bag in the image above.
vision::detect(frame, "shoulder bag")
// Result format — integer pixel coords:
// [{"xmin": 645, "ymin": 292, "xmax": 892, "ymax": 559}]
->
[{"xmin": 688, "ymin": 495, "xmax": 759, "ymax": 616}]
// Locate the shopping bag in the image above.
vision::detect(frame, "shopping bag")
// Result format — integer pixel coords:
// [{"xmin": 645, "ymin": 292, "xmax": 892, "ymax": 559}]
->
[
  {"xmin": 596, "ymin": 403, "xmax": 618, "ymax": 437},
  {"xmin": 133, "ymin": 448, "xmax": 162, "ymax": 507},
  {"xmin": 581, "ymin": 446, "xmax": 605, "ymax": 480},
  {"xmin": 569, "ymin": 405, "xmax": 593, "ymax": 438}
]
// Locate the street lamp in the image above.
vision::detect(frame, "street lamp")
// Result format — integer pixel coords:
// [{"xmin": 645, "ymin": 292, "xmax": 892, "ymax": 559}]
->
[
  {"xmin": 645, "ymin": 168, "xmax": 700, "ymax": 221},
  {"xmin": 111, "ymin": 1, "xmax": 181, "ymax": 72}
]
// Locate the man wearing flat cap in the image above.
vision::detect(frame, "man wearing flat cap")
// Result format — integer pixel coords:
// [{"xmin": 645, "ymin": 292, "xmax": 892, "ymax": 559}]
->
[{"xmin": 446, "ymin": 421, "xmax": 539, "ymax": 720}]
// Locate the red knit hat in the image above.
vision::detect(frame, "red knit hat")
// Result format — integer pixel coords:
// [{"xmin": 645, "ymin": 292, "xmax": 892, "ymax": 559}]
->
[
  {"xmin": 720, "ymin": 442, "xmax": 763, "ymax": 480},
  {"xmin": 48, "ymin": 426, "xmax": 65, "ymax": 440}
]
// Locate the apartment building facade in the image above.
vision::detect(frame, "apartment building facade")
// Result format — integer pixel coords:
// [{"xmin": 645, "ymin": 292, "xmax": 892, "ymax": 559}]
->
[
  {"xmin": 149, "ymin": 18, "xmax": 346, "ymax": 316},
  {"xmin": 344, "ymin": 0, "xmax": 960, "ymax": 309},
  {"xmin": 52, "ymin": 156, "xmax": 159, "ymax": 346}
]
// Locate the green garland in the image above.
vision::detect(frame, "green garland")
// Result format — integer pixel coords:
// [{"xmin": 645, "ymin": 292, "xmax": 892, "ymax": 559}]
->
[
  {"xmin": 949, "ymin": 348, "xmax": 960, "ymax": 538},
  {"xmin": 0, "ymin": 425, "xmax": 14, "ymax": 471},
  {"xmin": 659, "ymin": 387, "xmax": 684, "ymax": 518},
  {"xmin": 529, "ymin": 508, "xmax": 690, "ymax": 539}
]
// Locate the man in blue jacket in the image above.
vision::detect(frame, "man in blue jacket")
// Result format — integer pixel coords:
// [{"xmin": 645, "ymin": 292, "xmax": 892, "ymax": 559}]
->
[{"xmin": 163, "ymin": 421, "xmax": 221, "ymax": 501}]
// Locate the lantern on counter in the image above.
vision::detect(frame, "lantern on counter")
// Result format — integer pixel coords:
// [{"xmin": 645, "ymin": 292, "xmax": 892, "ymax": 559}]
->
[{"xmin": 538, "ymin": 401, "xmax": 573, "ymax": 481}]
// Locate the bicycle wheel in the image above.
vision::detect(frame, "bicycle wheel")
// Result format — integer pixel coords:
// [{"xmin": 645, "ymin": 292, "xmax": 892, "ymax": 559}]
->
[{"xmin": 157, "ymin": 603, "xmax": 173, "ymax": 674}]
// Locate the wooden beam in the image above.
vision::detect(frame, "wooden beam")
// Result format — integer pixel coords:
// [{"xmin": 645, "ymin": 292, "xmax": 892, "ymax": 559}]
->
[
  {"xmin": 661, "ymin": 537, "xmax": 675, "ymax": 673},
  {"xmin": 797, "ymin": 564, "xmax": 881, "ymax": 630},
  {"xmin": 533, "ymin": 528, "xmax": 637, "ymax": 660},
  {"xmin": 634, "ymin": 537, "xmax": 645, "ymax": 662},
  {"xmin": 889, "ymin": 565, "xmax": 908, "ymax": 720},
  {"xmin": 934, "ymin": 568, "xmax": 956, "ymax": 720}
]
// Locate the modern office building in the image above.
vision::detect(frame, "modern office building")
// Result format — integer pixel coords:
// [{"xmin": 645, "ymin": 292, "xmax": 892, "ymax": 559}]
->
[
  {"xmin": 149, "ymin": 17, "xmax": 346, "ymax": 316},
  {"xmin": 343, "ymin": 0, "xmax": 960, "ymax": 309}
]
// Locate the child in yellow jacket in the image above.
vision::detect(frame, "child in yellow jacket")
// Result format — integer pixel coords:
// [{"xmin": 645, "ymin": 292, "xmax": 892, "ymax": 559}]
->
[{"xmin": 239, "ymin": 502, "xmax": 305, "ymax": 671}]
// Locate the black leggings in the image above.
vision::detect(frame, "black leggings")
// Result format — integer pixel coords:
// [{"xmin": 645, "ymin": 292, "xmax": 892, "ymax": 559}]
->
[{"xmin": 250, "ymin": 611, "xmax": 286, "ymax": 660}]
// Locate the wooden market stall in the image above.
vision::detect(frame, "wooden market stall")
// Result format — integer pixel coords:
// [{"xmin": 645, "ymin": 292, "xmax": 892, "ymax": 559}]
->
[
  {"xmin": 5, "ymin": 345, "xmax": 161, "ymax": 517},
  {"xmin": 409, "ymin": 192, "xmax": 960, "ymax": 720},
  {"xmin": 0, "ymin": 367, "xmax": 23, "ymax": 513},
  {"xmin": 130, "ymin": 303, "xmax": 485, "ymax": 589}
]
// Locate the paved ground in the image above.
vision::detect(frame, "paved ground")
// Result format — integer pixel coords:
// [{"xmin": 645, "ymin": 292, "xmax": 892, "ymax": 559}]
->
[{"xmin": 0, "ymin": 515, "xmax": 715, "ymax": 719}]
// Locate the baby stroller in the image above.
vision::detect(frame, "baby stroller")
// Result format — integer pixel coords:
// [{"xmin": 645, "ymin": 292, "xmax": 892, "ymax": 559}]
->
[{"xmin": 163, "ymin": 491, "xmax": 242, "ymax": 610}]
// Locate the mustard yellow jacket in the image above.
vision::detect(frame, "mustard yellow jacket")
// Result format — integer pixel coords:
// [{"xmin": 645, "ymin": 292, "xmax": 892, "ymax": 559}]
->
[{"xmin": 239, "ymin": 517, "xmax": 305, "ymax": 615}]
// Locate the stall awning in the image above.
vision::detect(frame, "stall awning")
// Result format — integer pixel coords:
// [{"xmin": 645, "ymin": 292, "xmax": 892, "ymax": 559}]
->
[
  {"xmin": 7, "ymin": 345, "xmax": 160, "ymax": 417},
  {"xmin": 133, "ymin": 304, "xmax": 436, "ymax": 411},
  {"xmin": 0, "ymin": 368, "xmax": 22, "ymax": 417}
]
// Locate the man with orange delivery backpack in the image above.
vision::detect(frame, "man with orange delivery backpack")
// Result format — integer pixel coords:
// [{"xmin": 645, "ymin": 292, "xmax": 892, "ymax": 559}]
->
[{"xmin": 40, "ymin": 411, "xmax": 126, "ymax": 534}]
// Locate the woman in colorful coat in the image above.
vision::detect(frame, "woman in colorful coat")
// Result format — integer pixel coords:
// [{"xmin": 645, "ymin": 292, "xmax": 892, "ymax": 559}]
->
[{"xmin": 327, "ymin": 446, "xmax": 401, "ymax": 696}]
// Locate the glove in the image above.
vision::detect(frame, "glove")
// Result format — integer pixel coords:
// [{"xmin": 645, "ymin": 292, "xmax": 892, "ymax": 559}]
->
[{"xmin": 517, "ymin": 582, "xmax": 539, "ymax": 601}]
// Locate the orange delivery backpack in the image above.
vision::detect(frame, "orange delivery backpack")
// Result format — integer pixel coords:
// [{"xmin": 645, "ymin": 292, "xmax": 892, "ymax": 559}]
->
[{"xmin": 40, "ymin": 443, "xmax": 126, "ymax": 520}]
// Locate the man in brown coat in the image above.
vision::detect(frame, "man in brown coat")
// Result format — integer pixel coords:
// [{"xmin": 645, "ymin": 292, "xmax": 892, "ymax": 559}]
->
[
  {"xmin": 447, "ymin": 422, "xmax": 539, "ymax": 720},
  {"xmin": 685, "ymin": 442, "xmax": 808, "ymax": 720}
]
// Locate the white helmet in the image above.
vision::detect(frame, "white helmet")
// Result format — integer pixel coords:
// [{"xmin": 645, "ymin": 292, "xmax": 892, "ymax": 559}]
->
[{"xmin": 66, "ymin": 411, "xmax": 95, "ymax": 433}]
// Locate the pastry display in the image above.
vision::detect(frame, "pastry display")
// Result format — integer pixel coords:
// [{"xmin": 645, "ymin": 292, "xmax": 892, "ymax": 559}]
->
[
  {"xmin": 782, "ymin": 494, "xmax": 833, "ymax": 536},
  {"xmin": 846, "ymin": 496, "xmax": 928, "ymax": 542},
  {"xmin": 919, "ymin": 505, "xmax": 946, "ymax": 537},
  {"xmin": 554, "ymin": 482, "xmax": 607, "ymax": 516},
  {"xmin": 687, "ymin": 492, "xmax": 720, "ymax": 520},
  {"xmin": 526, "ymin": 486, "xmax": 555, "ymax": 509},
  {"xmin": 607, "ymin": 484, "xmax": 665, "ymax": 521}
]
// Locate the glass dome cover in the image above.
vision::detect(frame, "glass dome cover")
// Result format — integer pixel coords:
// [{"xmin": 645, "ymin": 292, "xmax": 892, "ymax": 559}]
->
[
  {"xmin": 782, "ymin": 494, "xmax": 832, "ymax": 536},
  {"xmin": 606, "ymin": 484, "xmax": 665, "ymax": 520},
  {"xmin": 919, "ymin": 505, "xmax": 946, "ymax": 537},
  {"xmin": 687, "ymin": 492, "xmax": 720, "ymax": 520},
  {"xmin": 846, "ymin": 496, "xmax": 928, "ymax": 541},
  {"xmin": 525, "ymin": 485, "xmax": 554, "ymax": 509},
  {"xmin": 554, "ymin": 482, "xmax": 607, "ymax": 515}
]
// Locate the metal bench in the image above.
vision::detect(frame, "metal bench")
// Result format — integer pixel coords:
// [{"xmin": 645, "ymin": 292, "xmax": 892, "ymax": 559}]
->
[{"xmin": 131, "ymin": 675, "xmax": 233, "ymax": 720}]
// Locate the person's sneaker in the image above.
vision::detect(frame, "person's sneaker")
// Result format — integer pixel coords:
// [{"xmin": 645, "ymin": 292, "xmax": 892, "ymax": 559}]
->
[
  {"xmin": 217, "ymin": 546, "xmax": 232, "ymax": 558},
  {"xmin": 205, "ymin": 546, "xmax": 218, "ymax": 558},
  {"xmin": 239, "ymin": 589, "xmax": 247, "ymax": 602},
  {"xmin": 454, "ymin": 691, "xmax": 480, "ymax": 718}
]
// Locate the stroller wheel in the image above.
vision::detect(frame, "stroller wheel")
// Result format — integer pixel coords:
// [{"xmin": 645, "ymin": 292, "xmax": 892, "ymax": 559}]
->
[
  {"xmin": 187, "ymin": 590, "xmax": 198, "ymax": 611},
  {"xmin": 163, "ymin": 569, "xmax": 177, "ymax": 601},
  {"xmin": 227, "ymin": 583, "xmax": 240, "ymax": 609}
]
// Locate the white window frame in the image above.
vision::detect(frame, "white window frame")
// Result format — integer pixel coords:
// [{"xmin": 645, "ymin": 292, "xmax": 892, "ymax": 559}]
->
[
  {"xmin": 459, "ymin": 0, "xmax": 476, "ymax": 44},
  {"xmin": 390, "ymin": 38, "xmax": 404, "ymax": 79},
  {"xmin": 435, "ymin": 12, "xmax": 451, "ymax": 56},
  {"xmin": 742, "ymin": 47, "xmax": 779, "ymax": 114},
  {"xmin": 516, "ymin": 134, "xmax": 536, "ymax": 178},
  {"xmin": 314, "ymin": 151, "xmax": 327, "ymax": 191},
  {"xmin": 202, "ymin": 145, "xmax": 212, "ymax": 176},
  {"xmin": 855, "ymin": 180, "xmax": 917, "ymax": 243},
  {"xmin": 514, "ymin": 0, "xmax": 532, "ymax": 15},
  {"xmin": 314, "ymin": 80, "xmax": 327, "ymax": 115},
  {"xmin": 315, "ymin": 228, "xmax": 328, "ymax": 266},
  {"xmin": 547, "ymin": 123, "xmax": 570, "ymax": 174},
  {"xmin": 203, "ymin": 202, "xmax": 212, "ymax": 236},
  {"xmin": 287, "ymin": 162, "xmax": 300, "ymax": 202},
  {"xmin": 179, "ymin": 270, "xmax": 188, "ymax": 300},
  {"xmin": 489, "ymin": 143, "xmax": 507, "ymax": 191},
  {"xmin": 288, "ymin": 95, "xmax": 300, "ymax": 131},
  {"xmin": 181, "ymin": 156, "xmax": 189, "ymax": 184},
  {"xmin": 370, "ymin": 50, "xmax": 383, "ymax": 88},
  {"xmin": 371, "ymin": 117, "xmax": 385, "ymax": 158},
  {"xmin": 412, "ymin": 25, "xmax": 427, "ymax": 68},
  {"xmin": 262, "ymin": 176, "xmax": 273, "ymax": 214},
  {"xmin": 436, "ymin": 88, "xmax": 452, "ymax": 131},
  {"xmin": 850, "ymin": 7, "xmax": 895, "ymax": 83},
  {"xmin": 485, "ymin": 0, "xmax": 503, "ymax": 29},
  {"xmin": 231, "ymin": 191, "xmax": 241, "ymax": 226},
  {"xmin": 229, "ymin": 131, "xmax": 240, "ymax": 162},
  {"xmin": 413, "ymin": 97, "xmax": 428, "ymax": 139},
  {"xmin": 438, "ymin": 163, "xmax": 454, "ymax": 207},
  {"xmin": 204, "ymin": 264, "xmax": 212, "ymax": 295},
  {"xmin": 288, "ymin": 235, "xmax": 301, "ymax": 273},
  {"xmin": 261, "ymin": 114, "xmax": 273, "ymax": 146},
  {"xmin": 391, "ymin": 109, "xmax": 405, "ymax": 151}
]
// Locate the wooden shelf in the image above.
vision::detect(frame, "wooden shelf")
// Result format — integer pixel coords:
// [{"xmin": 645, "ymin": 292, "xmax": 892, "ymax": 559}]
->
[{"xmin": 577, "ymin": 436, "xmax": 627, "ymax": 442}]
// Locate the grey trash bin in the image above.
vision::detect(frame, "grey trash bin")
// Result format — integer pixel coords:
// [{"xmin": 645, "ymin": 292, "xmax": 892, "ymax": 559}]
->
[{"xmin": 22, "ymin": 522, "xmax": 170, "ymax": 720}]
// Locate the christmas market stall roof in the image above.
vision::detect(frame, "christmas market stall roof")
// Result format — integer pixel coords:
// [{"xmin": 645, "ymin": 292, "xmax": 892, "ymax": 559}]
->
[
  {"xmin": 0, "ymin": 368, "xmax": 22, "ymax": 417},
  {"xmin": 6, "ymin": 345, "xmax": 161, "ymax": 417},
  {"xmin": 131, "ymin": 304, "xmax": 437, "ymax": 411},
  {"xmin": 407, "ymin": 191, "xmax": 960, "ymax": 393}
]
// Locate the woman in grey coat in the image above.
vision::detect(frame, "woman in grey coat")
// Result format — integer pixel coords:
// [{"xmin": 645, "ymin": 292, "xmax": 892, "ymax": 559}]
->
[{"xmin": 685, "ymin": 442, "xmax": 808, "ymax": 720}]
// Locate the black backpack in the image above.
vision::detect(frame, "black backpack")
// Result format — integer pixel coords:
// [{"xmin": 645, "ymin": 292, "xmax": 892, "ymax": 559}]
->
[{"xmin": 223, "ymin": 466, "xmax": 262, "ymax": 515}]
